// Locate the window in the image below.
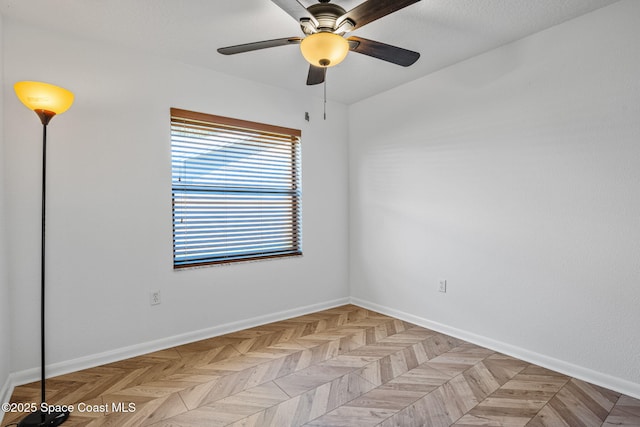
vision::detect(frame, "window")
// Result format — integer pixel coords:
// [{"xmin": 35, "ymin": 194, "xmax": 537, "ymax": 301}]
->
[{"xmin": 170, "ymin": 108, "xmax": 302, "ymax": 268}]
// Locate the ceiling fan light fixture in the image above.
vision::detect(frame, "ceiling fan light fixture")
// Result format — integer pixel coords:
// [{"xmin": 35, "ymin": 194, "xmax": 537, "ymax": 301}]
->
[{"xmin": 300, "ymin": 32, "xmax": 349, "ymax": 67}]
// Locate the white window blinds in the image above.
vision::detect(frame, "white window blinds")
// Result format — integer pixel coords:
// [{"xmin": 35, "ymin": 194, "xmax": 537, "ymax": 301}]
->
[{"xmin": 170, "ymin": 108, "xmax": 302, "ymax": 268}]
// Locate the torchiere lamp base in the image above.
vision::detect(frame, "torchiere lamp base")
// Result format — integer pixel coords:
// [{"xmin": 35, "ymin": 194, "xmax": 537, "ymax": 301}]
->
[{"xmin": 18, "ymin": 410, "xmax": 69, "ymax": 427}]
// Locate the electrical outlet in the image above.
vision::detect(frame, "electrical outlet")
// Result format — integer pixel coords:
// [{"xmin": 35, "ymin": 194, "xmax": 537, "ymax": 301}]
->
[
  {"xmin": 150, "ymin": 290, "xmax": 161, "ymax": 305},
  {"xmin": 438, "ymin": 280, "xmax": 447, "ymax": 293}
]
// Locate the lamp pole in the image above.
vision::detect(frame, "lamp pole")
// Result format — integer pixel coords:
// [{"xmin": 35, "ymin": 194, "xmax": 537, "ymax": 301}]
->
[{"xmin": 40, "ymin": 115, "xmax": 48, "ymax": 411}]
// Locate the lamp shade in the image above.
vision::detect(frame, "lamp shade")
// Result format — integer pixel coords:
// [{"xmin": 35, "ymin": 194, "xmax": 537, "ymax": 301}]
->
[
  {"xmin": 14, "ymin": 81, "xmax": 74, "ymax": 115},
  {"xmin": 300, "ymin": 32, "xmax": 349, "ymax": 68}
]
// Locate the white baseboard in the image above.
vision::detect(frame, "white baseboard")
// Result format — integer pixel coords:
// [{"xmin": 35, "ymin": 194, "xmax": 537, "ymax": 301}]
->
[
  {"xmin": 9, "ymin": 297, "xmax": 351, "ymax": 389},
  {"xmin": 0, "ymin": 375, "xmax": 13, "ymax": 424},
  {"xmin": 350, "ymin": 297, "xmax": 640, "ymax": 400}
]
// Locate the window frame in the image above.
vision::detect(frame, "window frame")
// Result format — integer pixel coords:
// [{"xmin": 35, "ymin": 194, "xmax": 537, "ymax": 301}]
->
[{"xmin": 170, "ymin": 108, "xmax": 302, "ymax": 269}]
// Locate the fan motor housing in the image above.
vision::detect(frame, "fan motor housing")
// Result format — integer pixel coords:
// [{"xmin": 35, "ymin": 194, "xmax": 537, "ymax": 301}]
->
[{"xmin": 306, "ymin": 3, "xmax": 346, "ymax": 32}]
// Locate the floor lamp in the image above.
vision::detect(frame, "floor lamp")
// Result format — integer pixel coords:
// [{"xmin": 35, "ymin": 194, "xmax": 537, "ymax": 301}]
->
[{"xmin": 14, "ymin": 81, "xmax": 74, "ymax": 427}]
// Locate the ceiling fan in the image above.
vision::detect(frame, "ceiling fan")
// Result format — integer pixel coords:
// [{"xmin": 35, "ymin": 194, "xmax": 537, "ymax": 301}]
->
[{"xmin": 218, "ymin": 0, "xmax": 422, "ymax": 86}]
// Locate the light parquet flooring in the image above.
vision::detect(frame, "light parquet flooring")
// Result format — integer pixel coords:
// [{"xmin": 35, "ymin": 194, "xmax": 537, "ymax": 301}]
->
[{"xmin": 4, "ymin": 305, "xmax": 639, "ymax": 427}]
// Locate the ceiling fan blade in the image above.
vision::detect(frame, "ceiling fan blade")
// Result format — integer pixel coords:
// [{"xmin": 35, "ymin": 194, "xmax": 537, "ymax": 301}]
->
[
  {"xmin": 337, "ymin": 0, "xmax": 420, "ymax": 31},
  {"xmin": 348, "ymin": 36, "xmax": 419, "ymax": 66},
  {"xmin": 306, "ymin": 65, "xmax": 326, "ymax": 85},
  {"xmin": 271, "ymin": 0, "xmax": 319, "ymax": 27},
  {"xmin": 218, "ymin": 37, "xmax": 302, "ymax": 55}
]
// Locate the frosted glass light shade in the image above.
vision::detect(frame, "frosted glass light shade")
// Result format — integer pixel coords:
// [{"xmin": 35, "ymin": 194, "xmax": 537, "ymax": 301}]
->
[
  {"xmin": 14, "ymin": 81, "xmax": 74, "ymax": 115},
  {"xmin": 300, "ymin": 33, "xmax": 349, "ymax": 68}
]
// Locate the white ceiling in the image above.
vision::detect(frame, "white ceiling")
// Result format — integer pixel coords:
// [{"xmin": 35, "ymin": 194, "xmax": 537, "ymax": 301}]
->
[{"xmin": 0, "ymin": 0, "xmax": 619, "ymax": 104}]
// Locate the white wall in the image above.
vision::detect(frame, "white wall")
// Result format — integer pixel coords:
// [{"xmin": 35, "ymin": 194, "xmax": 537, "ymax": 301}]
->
[
  {"xmin": 0, "ymin": 11, "xmax": 13, "ymax": 403},
  {"xmin": 349, "ymin": 0, "xmax": 640, "ymax": 396},
  {"xmin": 3, "ymin": 20, "xmax": 349, "ymax": 375}
]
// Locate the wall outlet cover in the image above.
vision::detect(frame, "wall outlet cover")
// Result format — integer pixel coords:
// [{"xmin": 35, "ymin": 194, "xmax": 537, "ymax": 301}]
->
[{"xmin": 150, "ymin": 290, "xmax": 161, "ymax": 305}]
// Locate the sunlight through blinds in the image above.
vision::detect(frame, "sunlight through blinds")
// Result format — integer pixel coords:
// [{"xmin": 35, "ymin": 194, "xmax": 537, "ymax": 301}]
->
[{"xmin": 171, "ymin": 108, "xmax": 302, "ymax": 268}]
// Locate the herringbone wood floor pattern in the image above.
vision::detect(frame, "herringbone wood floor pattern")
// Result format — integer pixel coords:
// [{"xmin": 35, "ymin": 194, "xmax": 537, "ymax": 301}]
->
[{"xmin": 4, "ymin": 305, "xmax": 639, "ymax": 426}]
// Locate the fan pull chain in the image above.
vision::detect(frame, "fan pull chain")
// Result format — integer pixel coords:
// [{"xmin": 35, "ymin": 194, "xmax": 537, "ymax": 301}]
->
[{"xmin": 323, "ymin": 77, "xmax": 327, "ymax": 120}]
